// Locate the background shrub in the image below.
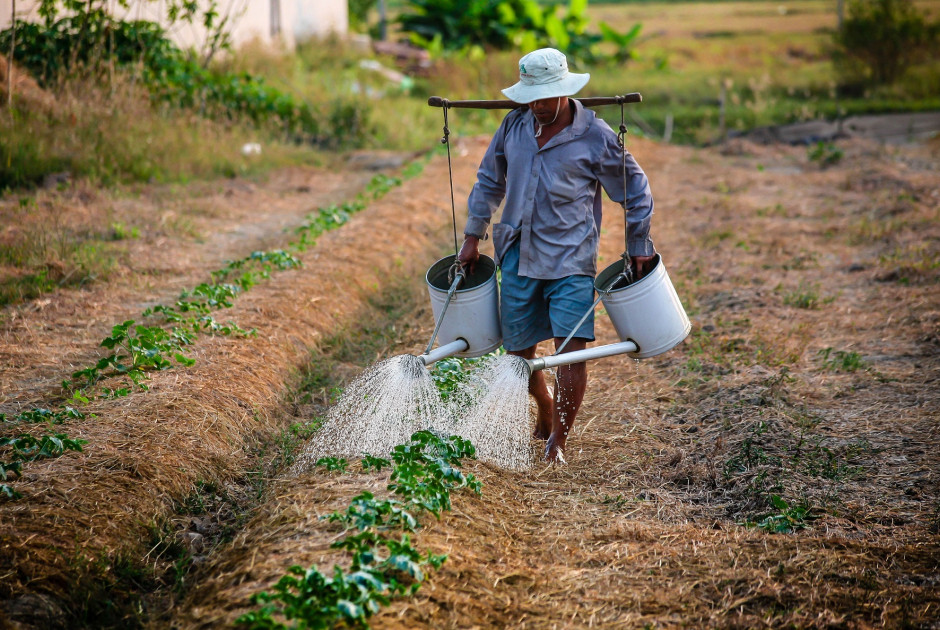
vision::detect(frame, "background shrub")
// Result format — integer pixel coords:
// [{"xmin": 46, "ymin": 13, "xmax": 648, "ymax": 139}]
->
[{"xmin": 834, "ymin": 0, "xmax": 939, "ymax": 85}]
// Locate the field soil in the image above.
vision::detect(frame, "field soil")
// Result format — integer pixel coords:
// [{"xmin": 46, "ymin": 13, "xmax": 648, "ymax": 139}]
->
[{"xmin": 1, "ymin": 132, "xmax": 938, "ymax": 628}]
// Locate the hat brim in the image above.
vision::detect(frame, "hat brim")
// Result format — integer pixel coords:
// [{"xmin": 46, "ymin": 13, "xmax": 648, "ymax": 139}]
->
[{"xmin": 501, "ymin": 72, "xmax": 590, "ymax": 104}]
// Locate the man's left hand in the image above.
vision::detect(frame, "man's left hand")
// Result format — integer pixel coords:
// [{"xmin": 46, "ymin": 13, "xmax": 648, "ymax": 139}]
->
[{"xmin": 632, "ymin": 255, "xmax": 656, "ymax": 279}]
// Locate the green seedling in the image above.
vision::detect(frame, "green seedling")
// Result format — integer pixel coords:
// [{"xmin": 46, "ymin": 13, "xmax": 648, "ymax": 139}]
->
[
  {"xmin": 314, "ymin": 457, "xmax": 349, "ymax": 473},
  {"xmin": 239, "ymin": 432, "xmax": 477, "ymax": 629},
  {"xmin": 1, "ymin": 432, "xmax": 86, "ymax": 499},
  {"xmin": 818, "ymin": 347, "xmax": 867, "ymax": 372},
  {"xmin": 327, "ymin": 492, "xmax": 419, "ymax": 532},
  {"xmin": 361, "ymin": 454, "xmax": 391, "ymax": 472},
  {"xmin": 744, "ymin": 495, "xmax": 815, "ymax": 533},
  {"xmin": 0, "ymin": 407, "xmax": 85, "ymax": 425},
  {"xmin": 808, "ymin": 141, "xmax": 843, "ymax": 166}
]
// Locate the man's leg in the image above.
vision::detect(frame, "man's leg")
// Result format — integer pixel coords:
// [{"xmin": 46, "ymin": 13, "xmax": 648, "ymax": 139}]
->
[
  {"xmin": 545, "ymin": 337, "xmax": 588, "ymax": 463},
  {"xmin": 508, "ymin": 345, "xmax": 553, "ymax": 439}
]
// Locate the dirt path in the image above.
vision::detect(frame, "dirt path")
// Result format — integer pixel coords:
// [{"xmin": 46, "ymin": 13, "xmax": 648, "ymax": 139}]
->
[{"xmin": 2, "ymin": 134, "xmax": 938, "ymax": 628}]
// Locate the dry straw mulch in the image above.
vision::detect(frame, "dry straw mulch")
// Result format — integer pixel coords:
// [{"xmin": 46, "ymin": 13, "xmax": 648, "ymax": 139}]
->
[
  {"xmin": 2, "ymin": 133, "xmax": 938, "ymax": 629},
  {"xmin": 0, "ymin": 140, "xmax": 485, "ymax": 626},
  {"xmin": 172, "ymin": 137, "xmax": 938, "ymax": 629}
]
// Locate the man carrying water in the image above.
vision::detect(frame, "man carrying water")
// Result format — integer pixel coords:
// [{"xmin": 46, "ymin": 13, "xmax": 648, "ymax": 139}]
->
[{"xmin": 458, "ymin": 48, "xmax": 656, "ymax": 463}]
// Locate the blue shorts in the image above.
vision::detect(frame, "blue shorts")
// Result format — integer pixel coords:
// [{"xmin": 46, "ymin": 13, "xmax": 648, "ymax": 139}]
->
[{"xmin": 499, "ymin": 242, "xmax": 596, "ymax": 351}]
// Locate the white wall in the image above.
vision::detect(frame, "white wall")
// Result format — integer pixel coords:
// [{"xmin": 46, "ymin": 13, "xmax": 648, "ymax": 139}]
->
[
  {"xmin": 292, "ymin": 0, "xmax": 347, "ymax": 41},
  {"xmin": 0, "ymin": 0, "xmax": 348, "ymax": 51}
]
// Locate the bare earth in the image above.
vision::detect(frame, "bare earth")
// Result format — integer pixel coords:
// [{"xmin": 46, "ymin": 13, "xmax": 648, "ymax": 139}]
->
[{"xmin": 1, "ymin": 133, "xmax": 938, "ymax": 628}]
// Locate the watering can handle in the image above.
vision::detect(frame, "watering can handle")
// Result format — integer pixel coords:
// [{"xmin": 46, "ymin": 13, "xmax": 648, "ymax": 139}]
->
[
  {"xmin": 424, "ymin": 268, "xmax": 465, "ymax": 355},
  {"xmin": 619, "ymin": 252, "xmax": 636, "ymax": 286}
]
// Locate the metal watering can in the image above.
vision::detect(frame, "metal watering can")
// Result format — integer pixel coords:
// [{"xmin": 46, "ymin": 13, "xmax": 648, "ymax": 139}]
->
[
  {"xmin": 525, "ymin": 254, "xmax": 691, "ymax": 373},
  {"xmin": 417, "ymin": 254, "xmax": 501, "ymax": 366},
  {"xmin": 416, "ymin": 253, "xmax": 690, "ymax": 371}
]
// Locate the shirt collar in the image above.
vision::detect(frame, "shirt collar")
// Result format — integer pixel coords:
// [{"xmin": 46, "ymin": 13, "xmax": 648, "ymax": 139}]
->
[{"xmin": 525, "ymin": 98, "xmax": 594, "ymax": 151}]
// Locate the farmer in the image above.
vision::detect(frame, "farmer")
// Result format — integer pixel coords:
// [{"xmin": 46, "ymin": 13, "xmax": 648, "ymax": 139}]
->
[{"xmin": 458, "ymin": 48, "xmax": 655, "ymax": 463}]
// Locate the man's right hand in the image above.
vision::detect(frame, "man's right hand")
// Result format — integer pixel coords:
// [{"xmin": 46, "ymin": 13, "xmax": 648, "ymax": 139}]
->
[{"xmin": 458, "ymin": 236, "xmax": 480, "ymax": 274}]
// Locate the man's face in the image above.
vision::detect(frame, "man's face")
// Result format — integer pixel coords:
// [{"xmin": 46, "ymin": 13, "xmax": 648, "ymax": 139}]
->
[{"xmin": 528, "ymin": 97, "xmax": 564, "ymax": 125}]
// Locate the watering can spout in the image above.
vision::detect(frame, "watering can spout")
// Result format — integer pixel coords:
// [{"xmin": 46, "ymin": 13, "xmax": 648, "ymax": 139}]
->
[
  {"xmin": 417, "ymin": 338, "xmax": 470, "ymax": 367},
  {"xmin": 525, "ymin": 340, "xmax": 639, "ymax": 374}
]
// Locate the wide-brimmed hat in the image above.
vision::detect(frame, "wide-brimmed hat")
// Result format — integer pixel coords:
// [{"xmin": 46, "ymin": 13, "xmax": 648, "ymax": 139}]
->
[{"xmin": 501, "ymin": 48, "xmax": 590, "ymax": 104}]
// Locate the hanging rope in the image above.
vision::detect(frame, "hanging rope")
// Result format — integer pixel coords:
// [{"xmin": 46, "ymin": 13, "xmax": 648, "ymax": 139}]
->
[
  {"xmin": 554, "ymin": 98, "xmax": 635, "ymax": 358},
  {"xmin": 440, "ymin": 102, "xmax": 460, "ymax": 261},
  {"xmin": 617, "ymin": 100, "xmax": 635, "ymax": 286}
]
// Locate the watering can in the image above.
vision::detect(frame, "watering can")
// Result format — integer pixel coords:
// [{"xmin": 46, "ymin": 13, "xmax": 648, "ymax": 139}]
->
[
  {"xmin": 525, "ymin": 254, "xmax": 691, "ymax": 374},
  {"xmin": 416, "ymin": 253, "xmax": 690, "ymax": 371},
  {"xmin": 417, "ymin": 254, "xmax": 501, "ymax": 366}
]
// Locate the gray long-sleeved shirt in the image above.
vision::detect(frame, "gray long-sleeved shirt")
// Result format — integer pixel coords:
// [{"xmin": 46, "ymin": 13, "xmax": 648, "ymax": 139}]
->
[{"xmin": 464, "ymin": 99, "xmax": 654, "ymax": 280}]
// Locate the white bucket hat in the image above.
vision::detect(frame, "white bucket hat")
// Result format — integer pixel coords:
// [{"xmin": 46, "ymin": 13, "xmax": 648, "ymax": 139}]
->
[{"xmin": 501, "ymin": 48, "xmax": 590, "ymax": 104}]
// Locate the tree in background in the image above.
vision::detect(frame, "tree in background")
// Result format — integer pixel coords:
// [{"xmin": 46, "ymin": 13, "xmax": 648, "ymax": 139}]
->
[
  {"xmin": 349, "ymin": 0, "xmax": 378, "ymax": 33},
  {"xmin": 834, "ymin": 0, "xmax": 939, "ymax": 86},
  {"xmin": 398, "ymin": 0, "xmax": 641, "ymax": 65}
]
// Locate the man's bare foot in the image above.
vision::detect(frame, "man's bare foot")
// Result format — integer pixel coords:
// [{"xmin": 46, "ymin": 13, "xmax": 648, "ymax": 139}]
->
[
  {"xmin": 533, "ymin": 407, "xmax": 552, "ymax": 440},
  {"xmin": 544, "ymin": 435, "xmax": 567, "ymax": 464}
]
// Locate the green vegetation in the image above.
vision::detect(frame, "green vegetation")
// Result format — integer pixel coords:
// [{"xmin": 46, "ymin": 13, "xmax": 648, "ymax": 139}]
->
[
  {"xmin": 744, "ymin": 494, "xmax": 815, "ymax": 533},
  {"xmin": 3, "ymin": 0, "xmax": 939, "ymax": 188},
  {"xmin": 237, "ymin": 431, "xmax": 481, "ymax": 629},
  {"xmin": 398, "ymin": 0, "xmax": 642, "ymax": 63},
  {"xmin": 0, "ymin": 1, "xmax": 370, "ymax": 190},
  {"xmin": 0, "ymin": 196, "xmax": 126, "ymax": 306},
  {"xmin": 834, "ymin": 0, "xmax": 939, "ymax": 86},
  {"xmin": 0, "ymin": 432, "xmax": 86, "ymax": 498},
  {"xmin": 780, "ymin": 282, "xmax": 830, "ymax": 309},
  {"xmin": 0, "ymin": 4, "xmax": 367, "ymax": 146},
  {"xmin": 428, "ymin": 348, "xmax": 503, "ymax": 400},
  {"xmin": 807, "ymin": 141, "xmax": 845, "ymax": 166},
  {"xmin": 0, "ymin": 169, "xmax": 420, "ymax": 501},
  {"xmin": 817, "ymin": 346, "xmax": 867, "ymax": 372},
  {"xmin": 314, "ymin": 456, "xmax": 350, "ymax": 473}
]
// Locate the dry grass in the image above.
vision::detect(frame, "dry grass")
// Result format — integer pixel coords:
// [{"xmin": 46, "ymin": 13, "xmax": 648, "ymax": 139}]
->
[
  {"xmin": 162, "ymin": 137, "xmax": 939, "ymax": 629},
  {"xmin": 0, "ymin": 142, "xmax": 482, "ymax": 625},
  {"xmin": 2, "ymin": 132, "xmax": 938, "ymax": 628}
]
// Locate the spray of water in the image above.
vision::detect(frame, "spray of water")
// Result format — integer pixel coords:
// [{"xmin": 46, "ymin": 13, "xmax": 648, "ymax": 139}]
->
[
  {"xmin": 447, "ymin": 354, "xmax": 534, "ymax": 471},
  {"xmin": 295, "ymin": 353, "xmax": 535, "ymax": 473},
  {"xmin": 294, "ymin": 354, "xmax": 446, "ymax": 471}
]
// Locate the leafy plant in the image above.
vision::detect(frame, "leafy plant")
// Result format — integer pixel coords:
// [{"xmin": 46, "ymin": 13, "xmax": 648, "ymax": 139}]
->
[
  {"xmin": 0, "ymin": 407, "xmax": 85, "ymax": 425},
  {"xmin": 238, "ymin": 432, "xmax": 479, "ymax": 629},
  {"xmin": 807, "ymin": 141, "xmax": 845, "ymax": 167},
  {"xmin": 399, "ymin": 0, "xmax": 642, "ymax": 64},
  {"xmin": 1, "ymin": 432, "xmax": 86, "ymax": 499},
  {"xmin": 818, "ymin": 347, "xmax": 867, "ymax": 372},
  {"xmin": 328, "ymin": 492, "xmax": 419, "ymax": 532},
  {"xmin": 429, "ymin": 357, "xmax": 468, "ymax": 400},
  {"xmin": 0, "ymin": 5, "xmax": 369, "ymax": 147},
  {"xmin": 314, "ymin": 457, "xmax": 349, "ymax": 473},
  {"xmin": 429, "ymin": 349, "xmax": 505, "ymax": 400},
  {"xmin": 361, "ymin": 454, "xmax": 391, "ymax": 472},
  {"xmin": 744, "ymin": 494, "xmax": 814, "ymax": 533},
  {"xmin": 69, "ymin": 319, "xmax": 196, "ymax": 389}
]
